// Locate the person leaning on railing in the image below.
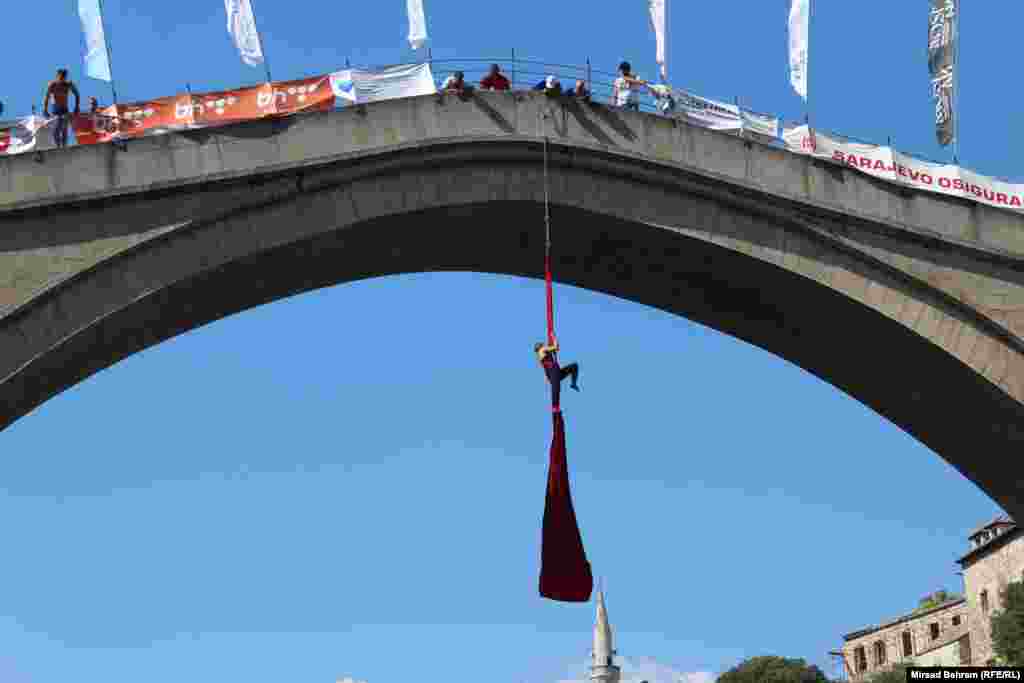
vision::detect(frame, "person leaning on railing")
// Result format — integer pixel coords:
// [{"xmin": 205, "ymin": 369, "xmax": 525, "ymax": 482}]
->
[
  {"xmin": 479, "ymin": 64, "xmax": 511, "ymax": 91},
  {"xmin": 442, "ymin": 71, "xmax": 467, "ymax": 94},
  {"xmin": 533, "ymin": 75, "xmax": 562, "ymax": 96},
  {"xmin": 569, "ymin": 79, "xmax": 590, "ymax": 100},
  {"xmin": 611, "ymin": 61, "xmax": 645, "ymax": 111}
]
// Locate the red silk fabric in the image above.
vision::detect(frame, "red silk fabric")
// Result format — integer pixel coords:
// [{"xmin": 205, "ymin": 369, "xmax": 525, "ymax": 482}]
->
[{"xmin": 539, "ymin": 410, "xmax": 593, "ymax": 602}]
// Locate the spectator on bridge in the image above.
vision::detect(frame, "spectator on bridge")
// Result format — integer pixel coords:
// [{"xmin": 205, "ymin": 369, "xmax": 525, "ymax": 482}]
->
[
  {"xmin": 43, "ymin": 68, "xmax": 80, "ymax": 148},
  {"xmin": 85, "ymin": 96, "xmax": 118, "ymax": 137},
  {"xmin": 533, "ymin": 75, "xmax": 562, "ymax": 95},
  {"xmin": 442, "ymin": 71, "xmax": 467, "ymax": 94},
  {"xmin": 569, "ymin": 79, "xmax": 590, "ymax": 100},
  {"xmin": 480, "ymin": 64, "xmax": 511, "ymax": 91},
  {"xmin": 611, "ymin": 61, "xmax": 645, "ymax": 111}
]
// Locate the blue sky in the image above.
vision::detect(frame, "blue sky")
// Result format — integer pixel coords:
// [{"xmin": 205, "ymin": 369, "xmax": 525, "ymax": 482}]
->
[{"xmin": 0, "ymin": 1, "xmax": 1017, "ymax": 682}]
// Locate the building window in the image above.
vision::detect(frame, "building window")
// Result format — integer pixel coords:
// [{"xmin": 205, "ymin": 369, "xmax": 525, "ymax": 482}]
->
[
  {"xmin": 902, "ymin": 630, "xmax": 913, "ymax": 657},
  {"xmin": 981, "ymin": 590, "xmax": 990, "ymax": 613},
  {"xmin": 931, "ymin": 622, "xmax": 940, "ymax": 640},
  {"xmin": 952, "ymin": 615, "xmax": 961, "ymax": 626},
  {"xmin": 874, "ymin": 641, "xmax": 886, "ymax": 667},
  {"xmin": 855, "ymin": 646, "xmax": 868, "ymax": 673}
]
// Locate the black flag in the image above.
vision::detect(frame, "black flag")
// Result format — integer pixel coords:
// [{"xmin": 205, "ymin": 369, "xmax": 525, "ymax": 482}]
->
[{"xmin": 928, "ymin": 0, "xmax": 956, "ymax": 147}]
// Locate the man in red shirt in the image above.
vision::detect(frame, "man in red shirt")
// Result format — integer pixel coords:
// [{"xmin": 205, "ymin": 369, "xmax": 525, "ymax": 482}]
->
[{"xmin": 479, "ymin": 64, "xmax": 511, "ymax": 91}]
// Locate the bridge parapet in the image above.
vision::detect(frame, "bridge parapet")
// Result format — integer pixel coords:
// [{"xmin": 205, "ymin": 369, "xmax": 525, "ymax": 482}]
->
[{"xmin": 2, "ymin": 90, "xmax": 1023, "ymax": 259}]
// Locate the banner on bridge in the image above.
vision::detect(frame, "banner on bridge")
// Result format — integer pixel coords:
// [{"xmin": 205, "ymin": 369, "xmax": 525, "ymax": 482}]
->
[
  {"xmin": 664, "ymin": 88, "xmax": 778, "ymax": 140},
  {"xmin": 71, "ymin": 74, "xmax": 333, "ymax": 144},
  {"xmin": 783, "ymin": 124, "xmax": 1024, "ymax": 214},
  {"xmin": 0, "ymin": 116, "xmax": 55, "ymax": 155},
  {"xmin": 329, "ymin": 62, "xmax": 436, "ymax": 106}
]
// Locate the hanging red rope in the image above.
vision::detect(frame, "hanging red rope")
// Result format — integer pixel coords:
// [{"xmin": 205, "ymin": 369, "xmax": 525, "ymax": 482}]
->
[
  {"xmin": 538, "ymin": 135, "xmax": 592, "ymax": 604},
  {"xmin": 545, "ymin": 252, "xmax": 555, "ymax": 346}
]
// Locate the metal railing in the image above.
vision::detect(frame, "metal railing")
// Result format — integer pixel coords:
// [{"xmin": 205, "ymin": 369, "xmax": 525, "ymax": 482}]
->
[{"xmin": 6, "ymin": 54, "xmax": 1021, "ymax": 184}]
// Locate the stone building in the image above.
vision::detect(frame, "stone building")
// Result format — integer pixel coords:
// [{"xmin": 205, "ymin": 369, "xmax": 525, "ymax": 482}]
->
[
  {"xmin": 958, "ymin": 515, "xmax": 1024, "ymax": 665},
  {"xmin": 841, "ymin": 597, "xmax": 971, "ymax": 679},
  {"xmin": 839, "ymin": 514, "xmax": 1023, "ymax": 680}
]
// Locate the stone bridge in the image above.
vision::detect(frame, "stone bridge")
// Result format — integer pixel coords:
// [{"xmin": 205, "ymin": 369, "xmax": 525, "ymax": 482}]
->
[{"xmin": 1, "ymin": 90, "xmax": 1023, "ymax": 517}]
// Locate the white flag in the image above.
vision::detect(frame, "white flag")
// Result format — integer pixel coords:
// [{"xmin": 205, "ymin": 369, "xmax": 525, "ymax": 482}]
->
[
  {"xmin": 648, "ymin": 0, "xmax": 666, "ymax": 80},
  {"xmin": 225, "ymin": 0, "xmax": 265, "ymax": 66},
  {"xmin": 78, "ymin": 0, "xmax": 113, "ymax": 82},
  {"xmin": 407, "ymin": 0, "xmax": 428, "ymax": 50},
  {"xmin": 788, "ymin": 0, "xmax": 809, "ymax": 100}
]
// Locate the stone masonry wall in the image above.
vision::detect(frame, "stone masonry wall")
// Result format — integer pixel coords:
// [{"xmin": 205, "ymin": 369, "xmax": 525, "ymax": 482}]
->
[
  {"xmin": 962, "ymin": 531, "xmax": 1024, "ymax": 665},
  {"xmin": 842, "ymin": 600, "xmax": 971, "ymax": 681}
]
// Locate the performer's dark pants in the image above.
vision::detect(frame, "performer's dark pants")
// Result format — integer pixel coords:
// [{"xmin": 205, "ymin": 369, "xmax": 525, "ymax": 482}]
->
[
  {"xmin": 52, "ymin": 106, "xmax": 70, "ymax": 148},
  {"xmin": 546, "ymin": 362, "xmax": 579, "ymax": 407}
]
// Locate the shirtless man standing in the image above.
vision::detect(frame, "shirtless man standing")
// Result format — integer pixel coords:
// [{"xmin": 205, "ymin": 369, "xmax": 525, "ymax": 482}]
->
[{"xmin": 43, "ymin": 69, "xmax": 81, "ymax": 148}]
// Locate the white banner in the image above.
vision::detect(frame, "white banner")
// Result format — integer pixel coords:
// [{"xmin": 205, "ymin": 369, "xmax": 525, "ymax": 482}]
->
[
  {"xmin": 783, "ymin": 125, "xmax": 1024, "ymax": 213},
  {"xmin": 78, "ymin": 0, "xmax": 112, "ymax": 82},
  {"xmin": 0, "ymin": 116, "xmax": 55, "ymax": 155},
  {"xmin": 675, "ymin": 90, "xmax": 742, "ymax": 130},
  {"xmin": 741, "ymin": 109, "xmax": 780, "ymax": 140},
  {"xmin": 329, "ymin": 63, "xmax": 436, "ymax": 106},
  {"xmin": 225, "ymin": 0, "xmax": 264, "ymax": 67},
  {"xmin": 407, "ymin": 0, "xmax": 428, "ymax": 50},
  {"xmin": 788, "ymin": 0, "xmax": 809, "ymax": 100},
  {"xmin": 648, "ymin": 0, "xmax": 666, "ymax": 80}
]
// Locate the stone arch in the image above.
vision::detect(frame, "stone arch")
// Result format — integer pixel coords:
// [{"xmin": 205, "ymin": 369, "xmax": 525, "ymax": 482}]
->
[{"xmin": 1, "ymin": 139, "xmax": 1023, "ymax": 519}]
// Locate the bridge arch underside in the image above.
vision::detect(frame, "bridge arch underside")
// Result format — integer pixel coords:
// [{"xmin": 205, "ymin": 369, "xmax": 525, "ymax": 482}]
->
[{"xmin": 2, "ymin": 143, "xmax": 1024, "ymax": 517}]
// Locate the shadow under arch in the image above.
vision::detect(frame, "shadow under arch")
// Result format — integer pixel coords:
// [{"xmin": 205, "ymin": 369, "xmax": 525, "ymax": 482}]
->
[{"xmin": 2, "ymin": 189, "xmax": 1022, "ymax": 519}]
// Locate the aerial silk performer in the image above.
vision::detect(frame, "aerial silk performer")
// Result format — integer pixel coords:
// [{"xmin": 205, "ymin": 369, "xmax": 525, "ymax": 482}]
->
[{"xmin": 537, "ymin": 136, "xmax": 593, "ymax": 603}]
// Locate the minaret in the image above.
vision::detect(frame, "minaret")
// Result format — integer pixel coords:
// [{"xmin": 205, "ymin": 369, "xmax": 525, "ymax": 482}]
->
[{"xmin": 590, "ymin": 587, "xmax": 621, "ymax": 683}]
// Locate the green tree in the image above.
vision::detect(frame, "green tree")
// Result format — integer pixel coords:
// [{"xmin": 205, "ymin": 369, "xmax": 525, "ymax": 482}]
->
[
  {"xmin": 716, "ymin": 656, "xmax": 831, "ymax": 683},
  {"xmin": 912, "ymin": 589, "xmax": 963, "ymax": 615},
  {"xmin": 991, "ymin": 579, "xmax": 1024, "ymax": 666}
]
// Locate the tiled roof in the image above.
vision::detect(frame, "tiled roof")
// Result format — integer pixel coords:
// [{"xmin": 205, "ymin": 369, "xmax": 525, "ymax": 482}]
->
[
  {"xmin": 969, "ymin": 514, "xmax": 1015, "ymax": 538},
  {"xmin": 959, "ymin": 518, "xmax": 1021, "ymax": 565}
]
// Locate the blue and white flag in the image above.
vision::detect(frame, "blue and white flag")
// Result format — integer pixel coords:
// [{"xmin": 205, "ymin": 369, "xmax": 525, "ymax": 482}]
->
[
  {"xmin": 78, "ymin": 0, "xmax": 112, "ymax": 82},
  {"xmin": 407, "ymin": 0, "xmax": 428, "ymax": 50},
  {"xmin": 788, "ymin": 0, "xmax": 809, "ymax": 100},
  {"xmin": 225, "ymin": 0, "xmax": 265, "ymax": 66},
  {"xmin": 648, "ymin": 0, "xmax": 666, "ymax": 80}
]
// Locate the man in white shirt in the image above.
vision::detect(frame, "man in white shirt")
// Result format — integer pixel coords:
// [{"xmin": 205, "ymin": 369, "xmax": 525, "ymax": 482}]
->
[{"xmin": 611, "ymin": 61, "xmax": 645, "ymax": 111}]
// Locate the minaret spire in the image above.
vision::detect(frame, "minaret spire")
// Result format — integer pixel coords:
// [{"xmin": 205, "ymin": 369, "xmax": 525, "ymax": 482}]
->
[{"xmin": 589, "ymin": 583, "xmax": 621, "ymax": 683}]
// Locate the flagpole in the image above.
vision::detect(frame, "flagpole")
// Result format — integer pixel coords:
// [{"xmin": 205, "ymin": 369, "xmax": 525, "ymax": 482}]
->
[
  {"xmin": 97, "ymin": 0, "xmax": 118, "ymax": 103},
  {"xmin": 247, "ymin": 0, "xmax": 273, "ymax": 83}
]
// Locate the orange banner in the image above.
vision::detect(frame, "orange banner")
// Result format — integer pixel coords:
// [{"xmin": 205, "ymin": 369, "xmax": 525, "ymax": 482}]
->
[
  {"xmin": 269, "ymin": 75, "xmax": 335, "ymax": 116},
  {"xmin": 71, "ymin": 107, "xmax": 121, "ymax": 145},
  {"xmin": 72, "ymin": 74, "xmax": 336, "ymax": 147},
  {"xmin": 72, "ymin": 95, "xmax": 185, "ymax": 144},
  {"xmin": 188, "ymin": 83, "xmax": 274, "ymax": 128}
]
